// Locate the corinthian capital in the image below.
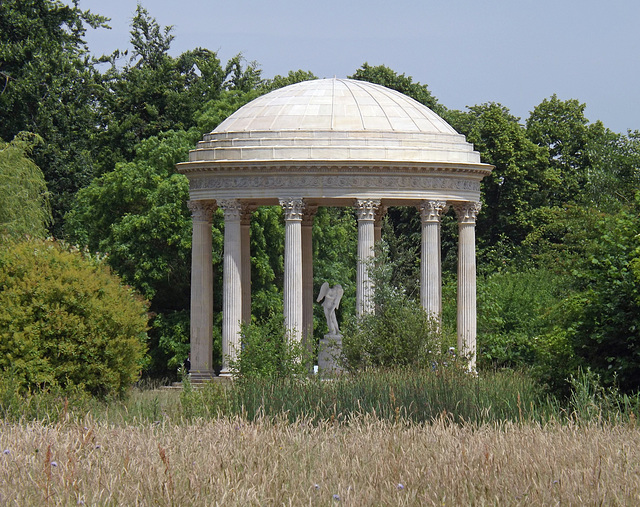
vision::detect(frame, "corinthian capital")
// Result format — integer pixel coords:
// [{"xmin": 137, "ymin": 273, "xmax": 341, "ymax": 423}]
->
[
  {"xmin": 241, "ymin": 204, "xmax": 258, "ymax": 226},
  {"xmin": 453, "ymin": 201, "xmax": 482, "ymax": 224},
  {"xmin": 187, "ymin": 200, "xmax": 217, "ymax": 222},
  {"xmin": 419, "ymin": 200, "xmax": 448, "ymax": 223},
  {"xmin": 279, "ymin": 198, "xmax": 304, "ymax": 221},
  {"xmin": 302, "ymin": 204, "xmax": 318, "ymax": 226},
  {"xmin": 219, "ymin": 199, "xmax": 243, "ymax": 221},
  {"xmin": 355, "ymin": 199, "xmax": 381, "ymax": 221}
]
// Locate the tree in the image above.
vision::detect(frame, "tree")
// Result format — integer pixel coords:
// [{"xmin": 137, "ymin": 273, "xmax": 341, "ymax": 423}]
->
[
  {"xmin": 95, "ymin": 6, "xmax": 261, "ymax": 172},
  {"xmin": 350, "ymin": 63, "xmax": 442, "ymax": 113},
  {"xmin": 582, "ymin": 127, "xmax": 640, "ymax": 209},
  {"xmin": 65, "ymin": 129, "xmax": 202, "ymax": 374},
  {"xmin": 526, "ymin": 95, "xmax": 592, "ymax": 206},
  {"xmin": 0, "ymin": 132, "xmax": 51, "ymax": 237},
  {"xmin": 261, "ymin": 69, "xmax": 317, "ymax": 92},
  {"xmin": 0, "ymin": 237, "xmax": 148, "ymax": 396},
  {"xmin": 553, "ymin": 199, "xmax": 640, "ymax": 392},
  {"xmin": 448, "ymin": 103, "xmax": 551, "ymax": 250},
  {"xmin": 0, "ymin": 0, "xmax": 108, "ymax": 232}
]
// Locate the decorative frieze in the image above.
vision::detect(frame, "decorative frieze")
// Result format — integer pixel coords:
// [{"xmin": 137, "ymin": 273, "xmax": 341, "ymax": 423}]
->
[{"xmin": 189, "ymin": 174, "xmax": 481, "ymax": 193}]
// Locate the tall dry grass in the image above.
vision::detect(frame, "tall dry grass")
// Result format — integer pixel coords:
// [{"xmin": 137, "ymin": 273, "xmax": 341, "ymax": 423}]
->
[{"xmin": 2, "ymin": 415, "xmax": 639, "ymax": 505}]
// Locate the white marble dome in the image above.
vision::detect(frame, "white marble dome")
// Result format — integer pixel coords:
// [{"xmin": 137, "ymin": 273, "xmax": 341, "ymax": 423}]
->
[
  {"xmin": 186, "ymin": 78, "xmax": 482, "ymax": 165},
  {"xmin": 177, "ymin": 78, "xmax": 492, "ymax": 204},
  {"xmin": 216, "ymin": 78, "xmax": 455, "ymax": 134}
]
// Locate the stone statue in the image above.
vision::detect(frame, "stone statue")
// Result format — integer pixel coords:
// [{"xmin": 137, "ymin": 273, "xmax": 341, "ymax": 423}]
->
[{"xmin": 317, "ymin": 282, "xmax": 344, "ymax": 335}]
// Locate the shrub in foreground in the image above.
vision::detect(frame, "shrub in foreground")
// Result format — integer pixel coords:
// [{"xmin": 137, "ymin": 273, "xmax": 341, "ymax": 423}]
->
[
  {"xmin": 229, "ymin": 312, "xmax": 308, "ymax": 380},
  {"xmin": 0, "ymin": 237, "xmax": 149, "ymax": 396},
  {"xmin": 342, "ymin": 242, "xmax": 444, "ymax": 371}
]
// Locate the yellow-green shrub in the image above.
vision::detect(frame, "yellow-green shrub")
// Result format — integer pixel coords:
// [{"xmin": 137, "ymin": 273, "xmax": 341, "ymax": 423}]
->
[{"xmin": 0, "ymin": 237, "xmax": 149, "ymax": 397}]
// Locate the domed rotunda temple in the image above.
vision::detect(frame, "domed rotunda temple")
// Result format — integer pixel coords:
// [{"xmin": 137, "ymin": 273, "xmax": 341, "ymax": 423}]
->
[{"xmin": 177, "ymin": 78, "xmax": 493, "ymax": 378}]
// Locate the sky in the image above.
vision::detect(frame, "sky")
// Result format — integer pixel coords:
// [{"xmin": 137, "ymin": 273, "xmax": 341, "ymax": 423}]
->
[{"xmin": 72, "ymin": 0, "xmax": 639, "ymax": 134}]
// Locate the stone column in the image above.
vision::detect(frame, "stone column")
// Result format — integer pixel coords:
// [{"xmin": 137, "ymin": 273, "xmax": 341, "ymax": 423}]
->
[
  {"xmin": 219, "ymin": 199, "xmax": 243, "ymax": 376},
  {"xmin": 453, "ymin": 201, "xmax": 481, "ymax": 371},
  {"xmin": 355, "ymin": 199, "xmax": 380, "ymax": 317},
  {"xmin": 419, "ymin": 200, "xmax": 447, "ymax": 323},
  {"xmin": 187, "ymin": 200, "xmax": 217, "ymax": 380},
  {"xmin": 280, "ymin": 198, "xmax": 304, "ymax": 343},
  {"xmin": 302, "ymin": 205, "xmax": 318, "ymax": 350},
  {"xmin": 241, "ymin": 205, "xmax": 256, "ymax": 325},
  {"xmin": 374, "ymin": 205, "xmax": 387, "ymax": 244}
]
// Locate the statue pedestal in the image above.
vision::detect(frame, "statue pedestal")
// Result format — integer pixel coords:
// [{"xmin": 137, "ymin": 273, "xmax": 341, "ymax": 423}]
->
[{"xmin": 318, "ymin": 333, "xmax": 343, "ymax": 376}]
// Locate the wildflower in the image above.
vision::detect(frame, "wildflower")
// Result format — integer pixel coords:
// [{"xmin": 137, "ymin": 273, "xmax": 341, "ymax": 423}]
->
[
  {"xmin": 333, "ymin": 494, "xmax": 340, "ymax": 501},
  {"xmin": 397, "ymin": 483, "xmax": 405, "ymax": 490},
  {"xmin": 3, "ymin": 449, "xmax": 9, "ymax": 455},
  {"xmin": 95, "ymin": 445, "xmax": 101, "ymax": 449},
  {"xmin": 51, "ymin": 461, "xmax": 58, "ymax": 467},
  {"xmin": 314, "ymin": 484, "xmax": 320, "ymax": 490}
]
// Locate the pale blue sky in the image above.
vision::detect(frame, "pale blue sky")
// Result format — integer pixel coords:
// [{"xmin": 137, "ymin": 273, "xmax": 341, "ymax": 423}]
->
[{"xmin": 72, "ymin": 0, "xmax": 639, "ymax": 133}]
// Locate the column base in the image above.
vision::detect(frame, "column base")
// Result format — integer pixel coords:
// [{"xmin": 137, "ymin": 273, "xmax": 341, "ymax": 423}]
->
[
  {"xmin": 188, "ymin": 370, "xmax": 217, "ymax": 383},
  {"xmin": 318, "ymin": 333, "xmax": 343, "ymax": 376}
]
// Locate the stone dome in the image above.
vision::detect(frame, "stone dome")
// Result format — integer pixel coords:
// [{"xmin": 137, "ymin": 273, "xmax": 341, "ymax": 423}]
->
[{"xmin": 186, "ymin": 78, "xmax": 482, "ymax": 165}]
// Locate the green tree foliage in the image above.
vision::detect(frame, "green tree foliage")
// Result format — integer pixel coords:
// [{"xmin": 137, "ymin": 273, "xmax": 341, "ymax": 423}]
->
[
  {"xmin": 0, "ymin": 237, "xmax": 148, "ymax": 396},
  {"xmin": 552, "ymin": 199, "xmax": 640, "ymax": 392},
  {"xmin": 65, "ymin": 129, "xmax": 201, "ymax": 374},
  {"xmin": 0, "ymin": 132, "xmax": 51, "ymax": 237},
  {"xmin": 65, "ymin": 128, "xmax": 287, "ymax": 374},
  {"xmin": 261, "ymin": 69, "xmax": 317, "ymax": 92},
  {"xmin": 526, "ymin": 95, "xmax": 640, "ymax": 210},
  {"xmin": 96, "ymin": 7, "xmax": 217, "ymax": 169},
  {"xmin": 95, "ymin": 6, "xmax": 262, "ymax": 172},
  {"xmin": 448, "ymin": 103, "xmax": 550, "ymax": 249},
  {"xmin": 0, "ymin": 0, "xmax": 108, "ymax": 231},
  {"xmin": 526, "ymin": 94, "xmax": 591, "ymax": 205},
  {"xmin": 349, "ymin": 63, "xmax": 441, "ymax": 113}
]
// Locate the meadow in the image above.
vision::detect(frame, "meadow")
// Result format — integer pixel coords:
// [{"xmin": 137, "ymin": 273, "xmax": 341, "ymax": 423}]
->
[{"xmin": 2, "ymin": 369, "xmax": 640, "ymax": 505}]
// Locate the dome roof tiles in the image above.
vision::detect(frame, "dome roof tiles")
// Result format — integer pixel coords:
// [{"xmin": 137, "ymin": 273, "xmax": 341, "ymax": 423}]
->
[
  {"xmin": 215, "ymin": 78, "xmax": 457, "ymax": 135},
  {"xmin": 185, "ymin": 78, "xmax": 484, "ymax": 166}
]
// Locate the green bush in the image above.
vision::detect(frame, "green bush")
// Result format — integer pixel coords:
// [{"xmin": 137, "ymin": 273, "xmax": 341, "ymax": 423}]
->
[
  {"xmin": 476, "ymin": 267, "xmax": 567, "ymax": 369},
  {"xmin": 0, "ymin": 237, "xmax": 149, "ymax": 397},
  {"xmin": 229, "ymin": 312, "xmax": 308, "ymax": 380},
  {"xmin": 342, "ymin": 242, "xmax": 443, "ymax": 370}
]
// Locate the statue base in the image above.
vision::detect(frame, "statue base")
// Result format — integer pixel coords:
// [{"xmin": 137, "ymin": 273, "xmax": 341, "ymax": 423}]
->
[{"xmin": 318, "ymin": 333, "xmax": 343, "ymax": 376}]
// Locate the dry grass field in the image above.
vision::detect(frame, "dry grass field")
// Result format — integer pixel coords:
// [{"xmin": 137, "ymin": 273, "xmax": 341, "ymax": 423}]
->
[{"xmin": 2, "ymin": 414, "xmax": 639, "ymax": 506}]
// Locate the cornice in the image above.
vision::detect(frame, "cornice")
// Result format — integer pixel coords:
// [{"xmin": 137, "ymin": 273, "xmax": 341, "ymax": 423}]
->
[{"xmin": 176, "ymin": 161, "xmax": 493, "ymax": 178}]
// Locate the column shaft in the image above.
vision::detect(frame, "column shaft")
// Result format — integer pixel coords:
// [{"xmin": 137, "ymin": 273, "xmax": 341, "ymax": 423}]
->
[
  {"xmin": 302, "ymin": 205, "xmax": 317, "ymax": 350},
  {"xmin": 241, "ymin": 206, "xmax": 255, "ymax": 325},
  {"xmin": 454, "ymin": 201, "xmax": 481, "ymax": 371},
  {"xmin": 356, "ymin": 199, "xmax": 380, "ymax": 317},
  {"xmin": 187, "ymin": 200, "xmax": 216, "ymax": 379},
  {"xmin": 419, "ymin": 200, "xmax": 447, "ymax": 323},
  {"xmin": 281, "ymin": 198, "xmax": 304, "ymax": 343},
  {"xmin": 220, "ymin": 200, "xmax": 243, "ymax": 376}
]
